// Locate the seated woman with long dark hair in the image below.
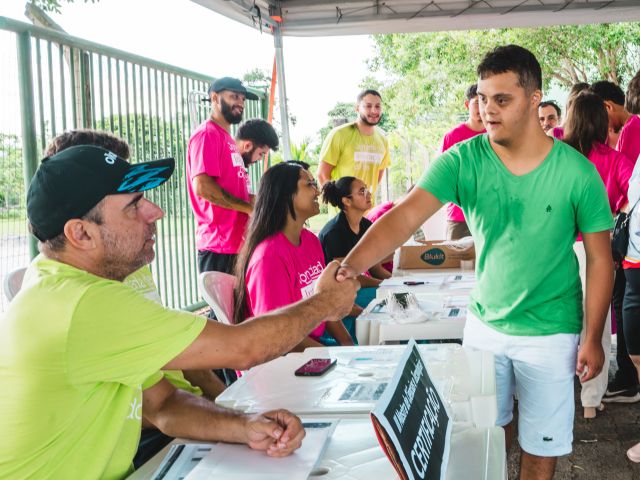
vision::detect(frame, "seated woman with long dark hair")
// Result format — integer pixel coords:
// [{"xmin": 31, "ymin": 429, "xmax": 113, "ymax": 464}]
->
[{"xmin": 233, "ymin": 161, "xmax": 354, "ymax": 350}]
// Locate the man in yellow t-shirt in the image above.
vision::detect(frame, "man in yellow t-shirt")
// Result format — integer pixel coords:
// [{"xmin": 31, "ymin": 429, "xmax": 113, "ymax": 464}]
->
[
  {"xmin": 318, "ymin": 89, "xmax": 391, "ymax": 202},
  {"xmin": 0, "ymin": 134, "xmax": 358, "ymax": 479}
]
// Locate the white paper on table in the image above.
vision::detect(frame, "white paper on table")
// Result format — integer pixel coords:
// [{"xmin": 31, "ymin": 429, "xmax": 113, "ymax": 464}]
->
[
  {"xmin": 444, "ymin": 282, "xmax": 475, "ymax": 290},
  {"xmin": 319, "ymin": 381, "xmax": 388, "ymax": 407},
  {"xmin": 347, "ymin": 348, "xmax": 400, "ymax": 367},
  {"xmin": 442, "ymin": 295, "xmax": 470, "ymax": 308},
  {"xmin": 184, "ymin": 420, "xmax": 337, "ymax": 480}
]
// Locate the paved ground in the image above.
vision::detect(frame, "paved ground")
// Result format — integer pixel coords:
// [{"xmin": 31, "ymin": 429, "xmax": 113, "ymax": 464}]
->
[{"xmin": 506, "ymin": 353, "xmax": 640, "ymax": 479}]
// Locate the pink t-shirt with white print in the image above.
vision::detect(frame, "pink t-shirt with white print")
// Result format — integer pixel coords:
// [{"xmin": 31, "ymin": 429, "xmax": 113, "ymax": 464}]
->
[
  {"xmin": 617, "ymin": 114, "xmax": 640, "ymax": 165},
  {"xmin": 186, "ymin": 120, "xmax": 250, "ymax": 254},
  {"xmin": 245, "ymin": 229, "xmax": 327, "ymax": 339},
  {"xmin": 440, "ymin": 123, "xmax": 485, "ymax": 223}
]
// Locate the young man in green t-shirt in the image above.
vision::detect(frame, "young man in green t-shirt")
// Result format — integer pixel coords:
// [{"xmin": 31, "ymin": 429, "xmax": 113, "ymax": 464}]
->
[
  {"xmin": 336, "ymin": 45, "xmax": 614, "ymax": 480},
  {"xmin": 0, "ymin": 140, "xmax": 358, "ymax": 479}
]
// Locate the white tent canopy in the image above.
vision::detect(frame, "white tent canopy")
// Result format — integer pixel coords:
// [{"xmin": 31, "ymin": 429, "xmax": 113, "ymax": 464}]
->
[
  {"xmin": 191, "ymin": 0, "xmax": 640, "ymax": 158},
  {"xmin": 192, "ymin": 0, "xmax": 640, "ymax": 36}
]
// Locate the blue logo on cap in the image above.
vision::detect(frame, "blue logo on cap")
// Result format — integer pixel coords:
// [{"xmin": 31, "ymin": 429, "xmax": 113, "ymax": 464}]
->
[{"xmin": 118, "ymin": 164, "xmax": 170, "ymax": 192}]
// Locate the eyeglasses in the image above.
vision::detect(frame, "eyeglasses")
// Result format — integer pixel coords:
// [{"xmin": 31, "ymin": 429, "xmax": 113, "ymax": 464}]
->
[{"xmin": 348, "ymin": 187, "xmax": 370, "ymax": 197}]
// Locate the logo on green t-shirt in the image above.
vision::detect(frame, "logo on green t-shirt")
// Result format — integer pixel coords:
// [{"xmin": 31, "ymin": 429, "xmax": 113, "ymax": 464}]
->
[{"xmin": 421, "ymin": 248, "xmax": 445, "ymax": 266}]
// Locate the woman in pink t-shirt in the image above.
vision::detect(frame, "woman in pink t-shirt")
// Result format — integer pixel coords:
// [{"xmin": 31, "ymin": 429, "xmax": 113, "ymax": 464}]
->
[
  {"xmin": 564, "ymin": 91, "xmax": 633, "ymax": 215},
  {"xmin": 233, "ymin": 161, "xmax": 354, "ymax": 350}
]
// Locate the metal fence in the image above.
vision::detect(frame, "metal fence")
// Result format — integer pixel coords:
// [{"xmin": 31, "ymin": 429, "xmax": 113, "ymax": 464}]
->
[{"xmin": 0, "ymin": 16, "xmax": 267, "ymax": 311}]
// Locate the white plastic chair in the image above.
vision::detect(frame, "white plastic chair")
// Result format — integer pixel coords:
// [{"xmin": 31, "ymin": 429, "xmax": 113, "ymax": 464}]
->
[
  {"xmin": 198, "ymin": 271, "xmax": 236, "ymax": 325},
  {"xmin": 4, "ymin": 267, "xmax": 26, "ymax": 302}
]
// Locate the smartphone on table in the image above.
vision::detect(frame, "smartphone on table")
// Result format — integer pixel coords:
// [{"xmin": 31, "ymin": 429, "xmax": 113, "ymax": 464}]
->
[{"xmin": 294, "ymin": 358, "xmax": 337, "ymax": 376}]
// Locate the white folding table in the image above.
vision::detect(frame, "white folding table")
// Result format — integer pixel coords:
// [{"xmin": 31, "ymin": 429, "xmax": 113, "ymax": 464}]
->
[{"xmin": 216, "ymin": 344, "xmax": 497, "ymax": 428}]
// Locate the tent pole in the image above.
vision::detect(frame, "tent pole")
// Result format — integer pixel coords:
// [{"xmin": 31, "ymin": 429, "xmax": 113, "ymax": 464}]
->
[{"xmin": 273, "ymin": 24, "xmax": 292, "ymax": 161}]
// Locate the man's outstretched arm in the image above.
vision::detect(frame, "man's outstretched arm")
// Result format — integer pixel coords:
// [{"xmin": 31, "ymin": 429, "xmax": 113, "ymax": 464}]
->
[
  {"xmin": 338, "ymin": 187, "xmax": 444, "ymax": 280},
  {"xmin": 165, "ymin": 261, "xmax": 358, "ymax": 371}
]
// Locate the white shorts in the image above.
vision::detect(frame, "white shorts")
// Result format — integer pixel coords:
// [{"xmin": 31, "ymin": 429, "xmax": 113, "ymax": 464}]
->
[{"xmin": 463, "ymin": 313, "xmax": 579, "ymax": 457}]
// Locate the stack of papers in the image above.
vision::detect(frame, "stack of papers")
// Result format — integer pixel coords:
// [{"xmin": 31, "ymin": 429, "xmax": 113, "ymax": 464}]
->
[{"xmin": 184, "ymin": 421, "xmax": 337, "ymax": 480}]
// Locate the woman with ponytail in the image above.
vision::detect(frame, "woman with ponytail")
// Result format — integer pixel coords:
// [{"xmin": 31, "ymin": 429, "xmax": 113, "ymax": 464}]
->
[
  {"xmin": 317, "ymin": 177, "xmax": 391, "ymax": 339},
  {"xmin": 318, "ymin": 177, "xmax": 391, "ymax": 283},
  {"xmin": 233, "ymin": 161, "xmax": 354, "ymax": 350}
]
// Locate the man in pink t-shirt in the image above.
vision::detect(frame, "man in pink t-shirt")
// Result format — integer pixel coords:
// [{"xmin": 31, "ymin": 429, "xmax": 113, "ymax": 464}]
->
[
  {"xmin": 592, "ymin": 80, "xmax": 640, "ymax": 164},
  {"xmin": 440, "ymin": 84, "xmax": 486, "ymax": 240},
  {"xmin": 187, "ymin": 77, "xmax": 278, "ymax": 274}
]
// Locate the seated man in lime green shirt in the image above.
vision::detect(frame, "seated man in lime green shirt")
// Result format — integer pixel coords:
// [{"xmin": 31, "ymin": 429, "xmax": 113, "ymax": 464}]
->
[
  {"xmin": 0, "ymin": 141, "xmax": 358, "ymax": 479},
  {"xmin": 48, "ymin": 129, "xmax": 228, "ymax": 404}
]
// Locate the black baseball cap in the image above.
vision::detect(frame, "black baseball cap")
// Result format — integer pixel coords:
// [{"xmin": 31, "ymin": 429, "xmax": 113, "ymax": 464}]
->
[
  {"xmin": 207, "ymin": 76, "xmax": 258, "ymax": 100},
  {"xmin": 27, "ymin": 145, "xmax": 175, "ymax": 241}
]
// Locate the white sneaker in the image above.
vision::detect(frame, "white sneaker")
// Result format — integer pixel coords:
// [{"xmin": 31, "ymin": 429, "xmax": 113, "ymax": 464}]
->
[{"xmin": 627, "ymin": 442, "xmax": 640, "ymax": 463}]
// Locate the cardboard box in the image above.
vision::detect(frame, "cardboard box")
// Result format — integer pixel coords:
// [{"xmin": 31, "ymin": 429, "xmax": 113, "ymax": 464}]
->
[{"xmin": 398, "ymin": 240, "xmax": 474, "ymax": 269}]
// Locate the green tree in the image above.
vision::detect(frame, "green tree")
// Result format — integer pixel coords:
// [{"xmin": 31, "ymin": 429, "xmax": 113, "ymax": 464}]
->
[
  {"xmin": 317, "ymin": 101, "xmax": 358, "ymax": 148},
  {"xmin": 0, "ymin": 134, "xmax": 25, "ymax": 215},
  {"xmin": 30, "ymin": 0, "xmax": 99, "ymax": 13},
  {"xmin": 369, "ymin": 23, "xmax": 640, "ymax": 136},
  {"xmin": 270, "ymin": 139, "xmax": 315, "ymax": 166},
  {"xmin": 95, "ymin": 114, "xmax": 185, "ymax": 160},
  {"xmin": 243, "ymin": 68, "xmax": 271, "ymax": 88},
  {"xmin": 95, "ymin": 114, "xmax": 186, "ymax": 215}
]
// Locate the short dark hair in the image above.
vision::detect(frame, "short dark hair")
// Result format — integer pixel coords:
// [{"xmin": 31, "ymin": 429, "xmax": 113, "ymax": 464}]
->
[
  {"xmin": 590, "ymin": 81, "xmax": 625, "ymax": 106},
  {"xmin": 45, "ymin": 129, "xmax": 130, "ymax": 158},
  {"xmin": 539, "ymin": 101, "xmax": 561, "ymax": 117},
  {"xmin": 625, "ymin": 70, "xmax": 640, "ymax": 114},
  {"xmin": 235, "ymin": 119, "xmax": 279, "ymax": 151},
  {"xmin": 357, "ymin": 89, "xmax": 382, "ymax": 103},
  {"xmin": 465, "ymin": 84, "xmax": 478, "ymax": 101},
  {"xmin": 477, "ymin": 45, "xmax": 542, "ymax": 93}
]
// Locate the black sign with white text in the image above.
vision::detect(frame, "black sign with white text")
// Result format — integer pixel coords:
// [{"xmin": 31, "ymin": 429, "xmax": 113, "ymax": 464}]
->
[{"xmin": 371, "ymin": 341, "xmax": 452, "ymax": 480}]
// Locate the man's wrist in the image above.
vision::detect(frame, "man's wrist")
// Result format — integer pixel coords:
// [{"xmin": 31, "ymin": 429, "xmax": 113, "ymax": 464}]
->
[
  {"xmin": 237, "ymin": 414, "xmax": 253, "ymax": 445},
  {"xmin": 339, "ymin": 261, "xmax": 360, "ymax": 275},
  {"xmin": 582, "ymin": 334, "xmax": 603, "ymax": 347},
  {"xmin": 312, "ymin": 291, "xmax": 338, "ymax": 320}
]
